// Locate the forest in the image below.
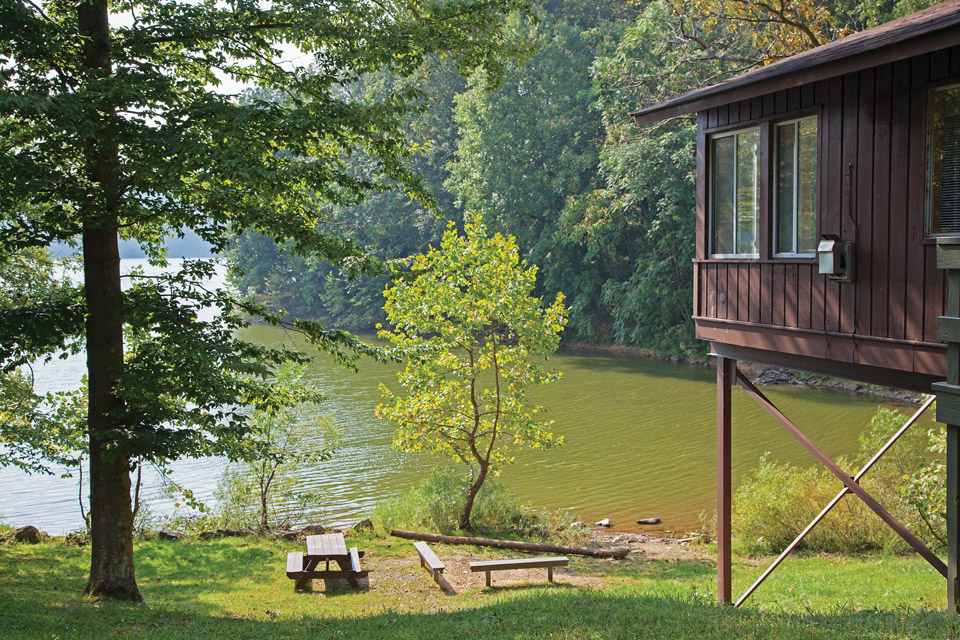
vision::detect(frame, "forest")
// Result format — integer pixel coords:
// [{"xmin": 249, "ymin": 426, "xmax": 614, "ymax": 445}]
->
[{"xmin": 226, "ymin": 0, "xmax": 936, "ymax": 359}]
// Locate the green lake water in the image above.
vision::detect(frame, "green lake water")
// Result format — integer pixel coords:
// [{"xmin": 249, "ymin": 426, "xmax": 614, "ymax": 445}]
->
[
  {"xmin": 242, "ymin": 324, "xmax": 932, "ymax": 535},
  {"xmin": 0, "ymin": 257, "xmax": 932, "ymax": 534}
]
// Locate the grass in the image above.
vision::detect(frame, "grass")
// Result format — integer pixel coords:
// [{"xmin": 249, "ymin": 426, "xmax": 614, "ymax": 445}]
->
[{"xmin": 1, "ymin": 533, "xmax": 959, "ymax": 639}]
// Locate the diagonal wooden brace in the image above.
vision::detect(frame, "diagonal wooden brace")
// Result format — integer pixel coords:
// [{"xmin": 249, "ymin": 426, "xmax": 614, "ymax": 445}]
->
[
  {"xmin": 735, "ymin": 395, "xmax": 937, "ymax": 607},
  {"xmin": 736, "ymin": 371, "xmax": 947, "ymax": 578}
]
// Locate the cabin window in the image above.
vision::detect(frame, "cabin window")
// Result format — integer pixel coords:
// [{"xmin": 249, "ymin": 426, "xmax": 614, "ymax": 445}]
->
[
  {"xmin": 710, "ymin": 128, "xmax": 759, "ymax": 257},
  {"xmin": 775, "ymin": 117, "xmax": 818, "ymax": 256},
  {"xmin": 928, "ymin": 84, "xmax": 960, "ymax": 236}
]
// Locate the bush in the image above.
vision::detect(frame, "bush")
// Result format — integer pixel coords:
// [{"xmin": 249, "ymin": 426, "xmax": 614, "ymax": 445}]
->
[
  {"xmin": 733, "ymin": 405, "xmax": 944, "ymax": 554},
  {"xmin": 373, "ymin": 467, "xmax": 579, "ymax": 540}
]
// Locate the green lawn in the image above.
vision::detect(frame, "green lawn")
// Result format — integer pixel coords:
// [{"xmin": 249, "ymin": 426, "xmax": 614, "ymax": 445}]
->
[{"xmin": 1, "ymin": 534, "xmax": 958, "ymax": 639}]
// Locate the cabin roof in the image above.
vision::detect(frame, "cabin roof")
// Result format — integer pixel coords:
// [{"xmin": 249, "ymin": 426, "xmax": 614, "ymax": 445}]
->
[{"xmin": 631, "ymin": 0, "xmax": 960, "ymax": 125}]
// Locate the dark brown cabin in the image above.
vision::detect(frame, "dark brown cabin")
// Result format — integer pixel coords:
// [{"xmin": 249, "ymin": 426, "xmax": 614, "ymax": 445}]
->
[{"xmin": 632, "ymin": 1, "xmax": 960, "ymax": 611}]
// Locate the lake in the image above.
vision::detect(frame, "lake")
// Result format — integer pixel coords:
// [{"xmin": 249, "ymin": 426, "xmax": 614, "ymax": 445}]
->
[{"xmin": 0, "ymin": 259, "xmax": 932, "ymax": 535}]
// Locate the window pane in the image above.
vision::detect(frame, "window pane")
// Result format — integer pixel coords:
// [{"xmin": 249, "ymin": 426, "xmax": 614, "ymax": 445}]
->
[
  {"xmin": 776, "ymin": 123, "xmax": 796, "ymax": 254},
  {"xmin": 932, "ymin": 87, "xmax": 960, "ymax": 234},
  {"xmin": 712, "ymin": 136, "xmax": 735, "ymax": 254},
  {"xmin": 736, "ymin": 130, "xmax": 759, "ymax": 255},
  {"xmin": 797, "ymin": 119, "xmax": 818, "ymax": 252}
]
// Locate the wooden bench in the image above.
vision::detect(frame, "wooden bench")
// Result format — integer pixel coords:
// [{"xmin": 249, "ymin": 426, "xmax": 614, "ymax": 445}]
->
[
  {"xmin": 413, "ymin": 541, "xmax": 445, "ymax": 582},
  {"xmin": 469, "ymin": 556, "xmax": 569, "ymax": 587}
]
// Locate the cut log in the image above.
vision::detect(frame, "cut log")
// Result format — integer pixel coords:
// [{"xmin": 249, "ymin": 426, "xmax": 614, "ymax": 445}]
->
[
  {"xmin": 390, "ymin": 529, "xmax": 629, "ymax": 559},
  {"xmin": 636, "ymin": 518, "xmax": 661, "ymax": 525}
]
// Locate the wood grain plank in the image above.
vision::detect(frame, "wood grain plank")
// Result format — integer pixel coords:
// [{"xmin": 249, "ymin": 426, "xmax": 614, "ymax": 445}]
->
[
  {"xmin": 718, "ymin": 104, "xmax": 729, "ymax": 127},
  {"xmin": 738, "ymin": 264, "xmax": 749, "ymax": 322},
  {"xmin": 773, "ymin": 264, "xmax": 785, "ymax": 326},
  {"xmin": 931, "ymin": 47, "xmax": 951, "ymax": 81},
  {"xmin": 706, "ymin": 263, "xmax": 716, "ymax": 317},
  {"xmin": 775, "ymin": 89, "xmax": 788, "ymax": 114},
  {"xmin": 786, "ymin": 264, "xmax": 799, "ymax": 328},
  {"xmin": 749, "ymin": 263, "xmax": 761, "ymax": 322},
  {"xmin": 905, "ymin": 54, "xmax": 929, "ymax": 342},
  {"xmin": 787, "ymin": 86, "xmax": 801, "ymax": 111},
  {"xmin": 801, "ymin": 83, "xmax": 815, "ymax": 107},
  {"xmin": 887, "ymin": 59, "xmax": 911, "ymax": 340},
  {"xmin": 856, "ymin": 67, "xmax": 875, "ymax": 337},
  {"xmin": 812, "ymin": 272, "xmax": 826, "ymax": 331},
  {"xmin": 824, "ymin": 76, "xmax": 843, "ymax": 333},
  {"xmin": 840, "ymin": 71, "xmax": 859, "ymax": 334},
  {"xmin": 729, "ymin": 261, "xmax": 739, "ymax": 321},
  {"xmin": 761, "ymin": 264, "xmax": 773, "ymax": 325},
  {"xmin": 763, "ymin": 93, "xmax": 775, "ymax": 117},
  {"xmin": 872, "ymin": 64, "xmax": 892, "ymax": 337},
  {"xmin": 811, "ymin": 80, "xmax": 829, "ymax": 332},
  {"xmin": 798, "ymin": 264, "xmax": 812, "ymax": 329},
  {"xmin": 717, "ymin": 264, "xmax": 728, "ymax": 319}
]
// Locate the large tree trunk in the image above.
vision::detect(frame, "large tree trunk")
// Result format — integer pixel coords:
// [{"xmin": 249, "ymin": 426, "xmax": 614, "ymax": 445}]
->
[{"xmin": 78, "ymin": 0, "xmax": 141, "ymax": 601}]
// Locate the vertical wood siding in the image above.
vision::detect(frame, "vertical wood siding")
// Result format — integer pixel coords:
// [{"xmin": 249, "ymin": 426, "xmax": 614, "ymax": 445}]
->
[{"xmin": 697, "ymin": 47, "xmax": 956, "ymax": 355}]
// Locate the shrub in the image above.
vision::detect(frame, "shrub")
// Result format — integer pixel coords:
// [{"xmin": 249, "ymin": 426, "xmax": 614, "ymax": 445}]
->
[
  {"xmin": 373, "ymin": 466, "xmax": 579, "ymax": 540},
  {"xmin": 733, "ymin": 405, "xmax": 944, "ymax": 554}
]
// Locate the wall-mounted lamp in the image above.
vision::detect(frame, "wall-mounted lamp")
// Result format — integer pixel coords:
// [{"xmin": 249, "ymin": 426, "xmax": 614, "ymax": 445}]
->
[{"xmin": 817, "ymin": 234, "xmax": 854, "ymax": 282}]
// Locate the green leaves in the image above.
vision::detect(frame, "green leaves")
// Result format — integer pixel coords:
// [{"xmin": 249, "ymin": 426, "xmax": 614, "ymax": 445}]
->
[{"xmin": 377, "ymin": 218, "xmax": 567, "ymax": 526}]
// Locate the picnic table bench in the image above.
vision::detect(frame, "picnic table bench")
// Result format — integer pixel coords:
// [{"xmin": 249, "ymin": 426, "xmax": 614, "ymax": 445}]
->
[
  {"xmin": 413, "ymin": 541, "xmax": 445, "ymax": 582},
  {"xmin": 469, "ymin": 556, "xmax": 568, "ymax": 587},
  {"xmin": 286, "ymin": 532, "xmax": 368, "ymax": 589}
]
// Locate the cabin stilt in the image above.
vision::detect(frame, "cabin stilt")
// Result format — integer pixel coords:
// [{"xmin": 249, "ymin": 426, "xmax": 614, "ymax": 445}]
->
[
  {"xmin": 716, "ymin": 357, "xmax": 734, "ymax": 605},
  {"xmin": 934, "ymin": 239, "xmax": 960, "ymax": 612}
]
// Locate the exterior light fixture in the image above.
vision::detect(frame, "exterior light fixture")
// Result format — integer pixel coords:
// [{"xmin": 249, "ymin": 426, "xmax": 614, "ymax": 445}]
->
[{"xmin": 817, "ymin": 233, "xmax": 854, "ymax": 282}]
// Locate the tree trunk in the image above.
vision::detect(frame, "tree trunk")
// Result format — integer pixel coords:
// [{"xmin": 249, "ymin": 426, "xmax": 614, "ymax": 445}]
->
[
  {"xmin": 78, "ymin": 0, "xmax": 141, "ymax": 601},
  {"xmin": 459, "ymin": 464, "xmax": 488, "ymax": 530}
]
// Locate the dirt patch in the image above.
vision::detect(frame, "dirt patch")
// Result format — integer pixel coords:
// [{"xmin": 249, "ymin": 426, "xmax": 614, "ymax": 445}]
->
[
  {"xmin": 311, "ymin": 531, "xmax": 712, "ymax": 600},
  {"xmin": 593, "ymin": 531, "xmax": 713, "ymax": 563}
]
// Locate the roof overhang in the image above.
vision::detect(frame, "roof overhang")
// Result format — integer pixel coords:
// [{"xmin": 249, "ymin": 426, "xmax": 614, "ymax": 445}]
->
[{"xmin": 631, "ymin": 1, "xmax": 960, "ymax": 126}]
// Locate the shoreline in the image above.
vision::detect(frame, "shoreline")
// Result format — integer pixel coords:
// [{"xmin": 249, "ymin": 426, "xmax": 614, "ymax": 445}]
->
[{"xmin": 561, "ymin": 341, "xmax": 923, "ymax": 405}]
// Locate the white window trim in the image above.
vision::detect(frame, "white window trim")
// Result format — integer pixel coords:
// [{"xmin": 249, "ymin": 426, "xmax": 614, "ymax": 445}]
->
[
  {"xmin": 773, "ymin": 116, "xmax": 818, "ymax": 258},
  {"xmin": 709, "ymin": 127, "xmax": 760, "ymax": 259},
  {"xmin": 926, "ymin": 82, "xmax": 960, "ymax": 238}
]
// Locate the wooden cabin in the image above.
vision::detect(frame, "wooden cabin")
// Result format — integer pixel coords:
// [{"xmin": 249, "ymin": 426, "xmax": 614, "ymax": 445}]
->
[{"xmin": 632, "ymin": 1, "xmax": 960, "ymax": 611}]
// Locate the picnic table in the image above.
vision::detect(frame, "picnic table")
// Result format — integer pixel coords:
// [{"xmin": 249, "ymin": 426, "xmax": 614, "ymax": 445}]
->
[{"xmin": 286, "ymin": 532, "xmax": 368, "ymax": 589}]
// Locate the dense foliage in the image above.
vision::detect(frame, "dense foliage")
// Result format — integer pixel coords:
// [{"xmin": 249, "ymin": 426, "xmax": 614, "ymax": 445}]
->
[
  {"xmin": 733, "ymin": 406, "xmax": 946, "ymax": 554},
  {"xmin": 228, "ymin": 0, "xmax": 944, "ymax": 359},
  {"xmin": 1, "ymin": 0, "xmax": 530, "ymax": 600}
]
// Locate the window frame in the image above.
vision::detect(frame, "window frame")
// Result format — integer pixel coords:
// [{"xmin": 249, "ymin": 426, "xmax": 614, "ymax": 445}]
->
[
  {"xmin": 773, "ymin": 115, "xmax": 819, "ymax": 258},
  {"xmin": 708, "ymin": 126, "xmax": 761, "ymax": 259},
  {"xmin": 926, "ymin": 81, "xmax": 960, "ymax": 238}
]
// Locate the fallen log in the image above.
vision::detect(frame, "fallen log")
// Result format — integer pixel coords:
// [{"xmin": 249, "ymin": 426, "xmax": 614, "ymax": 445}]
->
[{"xmin": 390, "ymin": 529, "xmax": 630, "ymax": 559}]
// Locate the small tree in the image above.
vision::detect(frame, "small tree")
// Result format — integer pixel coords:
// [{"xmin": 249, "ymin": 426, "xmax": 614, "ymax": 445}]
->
[
  {"xmin": 377, "ymin": 218, "xmax": 568, "ymax": 530},
  {"xmin": 219, "ymin": 361, "xmax": 335, "ymax": 531}
]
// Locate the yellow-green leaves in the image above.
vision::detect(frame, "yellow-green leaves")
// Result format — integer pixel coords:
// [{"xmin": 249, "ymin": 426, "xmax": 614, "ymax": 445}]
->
[{"xmin": 377, "ymin": 218, "xmax": 567, "ymax": 526}]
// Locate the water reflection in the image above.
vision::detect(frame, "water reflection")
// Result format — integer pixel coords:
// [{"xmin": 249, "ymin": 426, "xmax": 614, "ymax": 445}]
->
[{"xmin": 0, "ymin": 260, "xmax": 929, "ymax": 535}]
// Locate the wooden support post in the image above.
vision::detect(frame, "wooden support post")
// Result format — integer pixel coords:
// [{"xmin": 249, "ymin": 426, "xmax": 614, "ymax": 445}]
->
[
  {"xmin": 949, "ymin": 423, "xmax": 960, "ymax": 612},
  {"xmin": 717, "ymin": 356, "xmax": 735, "ymax": 605},
  {"xmin": 936, "ymin": 238, "xmax": 960, "ymax": 613}
]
